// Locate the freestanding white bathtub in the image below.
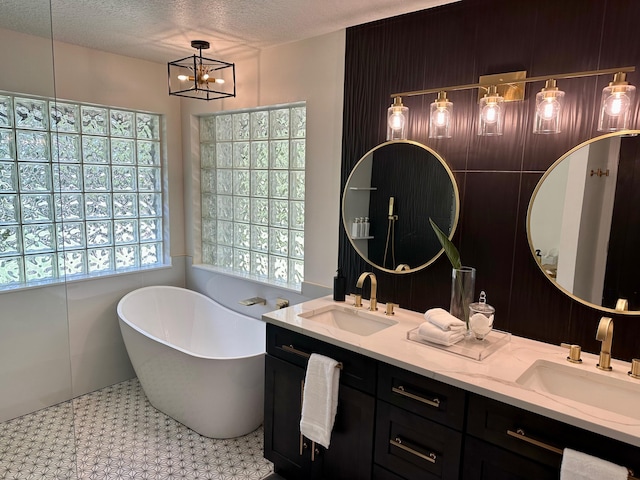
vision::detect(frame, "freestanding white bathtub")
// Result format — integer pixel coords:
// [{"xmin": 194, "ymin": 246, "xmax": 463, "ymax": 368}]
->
[{"xmin": 117, "ymin": 286, "xmax": 265, "ymax": 439}]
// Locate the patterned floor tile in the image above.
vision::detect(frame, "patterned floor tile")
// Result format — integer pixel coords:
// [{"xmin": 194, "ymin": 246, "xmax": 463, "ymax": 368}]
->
[{"xmin": 0, "ymin": 379, "xmax": 273, "ymax": 480}]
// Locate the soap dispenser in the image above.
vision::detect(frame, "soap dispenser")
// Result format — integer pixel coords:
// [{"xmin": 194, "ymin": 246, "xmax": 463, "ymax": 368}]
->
[{"xmin": 333, "ymin": 268, "xmax": 346, "ymax": 301}]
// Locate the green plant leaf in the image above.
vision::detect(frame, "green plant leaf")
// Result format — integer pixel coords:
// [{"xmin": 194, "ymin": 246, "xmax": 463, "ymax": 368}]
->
[{"xmin": 429, "ymin": 218, "xmax": 461, "ymax": 270}]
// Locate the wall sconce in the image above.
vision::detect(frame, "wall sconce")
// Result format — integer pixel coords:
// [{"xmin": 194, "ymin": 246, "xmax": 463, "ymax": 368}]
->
[
  {"xmin": 598, "ymin": 72, "xmax": 636, "ymax": 132},
  {"xmin": 387, "ymin": 96, "xmax": 409, "ymax": 140},
  {"xmin": 168, "ymin": 40, "xmax": 236, "ymax": 101},
  {"xmin": 478, "ymin": 85, "xmax": 505, "ymax": 136},
  {"xmin": 389, "ymin": 66, "xmax": 635, "ymax": 138},
  {"xmin": 533, "ymin": 79, "xmax": 565, "ymax": 134},
  {"xmin": 429, "ymin": 91, "xmax": 453, "ymax": 138}
]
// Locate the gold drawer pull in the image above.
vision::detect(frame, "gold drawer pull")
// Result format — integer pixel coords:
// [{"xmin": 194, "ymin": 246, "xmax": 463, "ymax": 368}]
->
[
  {"xmin": 392, "ymin": 385, "xmax": 441, "ymax": 408},
  {"xmin": 390, "ymin": 436, "xmax": 437, "ymax": 464},
  {"xmin": 280, "ymin": 345, "xmax": 343, "ymax": 369},
  {"xmin": 506, "ymin": 429, "xmax": 563, "ymax": 455},
  {"xmin": 282, "ymin": 344, "xmax": 311, "ymax": 359}
]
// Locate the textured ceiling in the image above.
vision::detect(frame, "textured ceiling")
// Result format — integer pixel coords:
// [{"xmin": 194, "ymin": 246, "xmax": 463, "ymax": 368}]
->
[{"xmin": 1, "ymin": 0, "xmax": 457, "ymax": 64}]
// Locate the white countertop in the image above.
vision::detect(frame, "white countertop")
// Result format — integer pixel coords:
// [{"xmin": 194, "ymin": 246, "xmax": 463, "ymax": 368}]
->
[{"xmin": 262, "ymin": 296, "xmax": 640, "ymax": 448}]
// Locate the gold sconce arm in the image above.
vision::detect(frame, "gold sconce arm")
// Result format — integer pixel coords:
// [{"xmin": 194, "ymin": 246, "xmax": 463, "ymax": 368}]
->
[{"xmin": 390, "ymin": 66, "xmax": 635, "ymax": 100}]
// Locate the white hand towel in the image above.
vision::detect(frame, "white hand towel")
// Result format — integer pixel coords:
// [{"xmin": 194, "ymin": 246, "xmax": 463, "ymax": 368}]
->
[
  {"xmin": 417, "ymin": 321, "xmax": 465, "ymax": 346},
  {"xmin": 424, "ymin": 308, "xmax": 466, "ymax": 331},
  {"xmin": 300, "ymin": 353, "xmax": 340, "ymax": 449},
  {"xmin": 560, "ymin": 448, "xmax": 629, "ymax": 480}
]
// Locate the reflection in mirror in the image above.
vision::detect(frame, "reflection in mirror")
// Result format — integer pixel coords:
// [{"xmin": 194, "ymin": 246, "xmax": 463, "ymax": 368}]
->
[
  {"xmin": 342, "ymin": 140, "xmax": 459, "ymax": 274},
  {"xmin": 528, "ymin": 131, "xmax": 640, "ymax": 314}
]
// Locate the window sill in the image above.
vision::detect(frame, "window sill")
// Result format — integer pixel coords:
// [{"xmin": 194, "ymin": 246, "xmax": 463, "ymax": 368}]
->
[
  {"xmin": 192, "ymin": 263, "xmax": 303, "ymax": 294},
  {"xmin": 0, "ymin": 263, "xmax": 174, "ymax": 295}
]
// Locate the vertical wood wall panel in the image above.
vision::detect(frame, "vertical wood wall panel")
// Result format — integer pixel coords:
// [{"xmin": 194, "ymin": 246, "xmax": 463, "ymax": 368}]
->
[{"xmin": 339, "ymin": 0, "xmax": 640, "ymax": 360}]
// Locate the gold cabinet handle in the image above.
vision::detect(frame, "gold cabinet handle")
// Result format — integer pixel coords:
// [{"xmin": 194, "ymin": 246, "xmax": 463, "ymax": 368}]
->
[
  {"xmin": 506, "ymin": 429, "xmax": 563, "ymax": 455},
  {"xmin": 282, "ymin": 344, "xmax": 311, "ymax": 359},
  {"xmin": 392, "ymin": 385, "xmax": 441, "ymax": 408},
  {"xmin": 389, "ymin": 436, "xmax": 437, "ymax": 464},
  {"xmin": 280, "ymin": 344, "xmax": 344, "ymax": 369}
]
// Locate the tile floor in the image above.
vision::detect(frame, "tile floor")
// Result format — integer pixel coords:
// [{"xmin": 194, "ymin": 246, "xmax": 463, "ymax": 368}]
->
[{"xmin": 0, "ymin": 379, "xmax": 274, "ymax": 480}]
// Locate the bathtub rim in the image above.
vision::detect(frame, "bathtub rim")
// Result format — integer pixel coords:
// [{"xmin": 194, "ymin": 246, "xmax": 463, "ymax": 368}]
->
[{"xmin": 117, "ymin": 285, "xmax": 265, "ymax": 361}]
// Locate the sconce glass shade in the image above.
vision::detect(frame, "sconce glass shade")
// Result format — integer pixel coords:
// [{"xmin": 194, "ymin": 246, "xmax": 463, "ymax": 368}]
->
[
  {"xmin": 598, "ymin": 72, "xmax": 636, "ymax": 132},
  {"xmin": 533, "ymin": 79, "xmax": 565, "ymax": 134},
  {"xmin": 478, "ymin": 85, "xmax": 504, "ymax": 136},
  {"xmin": 387, "ymin": 96, "xmax": 409, "ymax": 140},
  {"xmin": 429, "ymin": 91, "xmax": 453, "ymax": 138},
  {"xmin": 168, "ymin": 40, "xmax": 236, "ymax": 101}
]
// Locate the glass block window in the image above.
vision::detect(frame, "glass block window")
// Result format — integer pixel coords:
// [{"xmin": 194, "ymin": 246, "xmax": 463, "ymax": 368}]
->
[
  {"xmin": 0, "ymin": 91, "xmax": 164, "ymax": 288},
  {"xmin": 200, "ymin": 103, "xmax": 305, "ymax": 289}
]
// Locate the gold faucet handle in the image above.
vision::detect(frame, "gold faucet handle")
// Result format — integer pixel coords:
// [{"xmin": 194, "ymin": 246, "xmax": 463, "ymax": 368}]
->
[
  {"xmin": 385, "ymin": 303, "xmax": 398, "ymax": 315},
  {"xmin": 350, "ymin": 293, "xmax": 362, "ymax": 307},
  {"xmin": 560, "ymin": 343, "xmax": 582, "ymax": 363},
  {"xmin": 629, "ymin": 359, "xmax": 640, "ymax": 379}
]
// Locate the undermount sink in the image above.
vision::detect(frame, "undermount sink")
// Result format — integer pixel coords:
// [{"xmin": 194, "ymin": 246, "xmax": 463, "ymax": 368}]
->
[
  {"xmin": 516, "ymin": 359, "xmax": 640, "ymax": 420},
  {"xmin": 298, "ymin": 304, "xmax": 398, "ymax": 336}
]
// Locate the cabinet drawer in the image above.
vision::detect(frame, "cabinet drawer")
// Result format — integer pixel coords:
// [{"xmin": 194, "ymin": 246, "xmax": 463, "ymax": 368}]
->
[
  {"xmin": 466, "ymin": 393, "xmax": 640, "ymax": 474},
  {"xmin": 375, "ymin": 400, "xmax": 462, "ymax": 480},
  {"xmin": 462, "ymin": 436, "xmax": 557, "ymax": 480},
  {"xmin": 377, "ymin": 362, "xmax": 466, "ymax": 430},
  {"xmin": 266, "ymin": 324, "xmax": 377, "ymax": 394}
]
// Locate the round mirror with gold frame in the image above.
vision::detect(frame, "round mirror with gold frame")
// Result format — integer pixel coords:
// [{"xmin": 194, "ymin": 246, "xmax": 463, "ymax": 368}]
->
[
  {"xmin": 527, "ymin": 130, "xmax": 640, "ymax": 314},
  {"xmin": 342, "ymin": 140, "xmax": 459, "ymax": 274}
]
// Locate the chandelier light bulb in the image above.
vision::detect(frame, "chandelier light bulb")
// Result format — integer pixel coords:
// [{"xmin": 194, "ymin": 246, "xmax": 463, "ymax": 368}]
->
[{"xmin": 177, "ymin": 74, "xmax": 189, "ymax": 81}]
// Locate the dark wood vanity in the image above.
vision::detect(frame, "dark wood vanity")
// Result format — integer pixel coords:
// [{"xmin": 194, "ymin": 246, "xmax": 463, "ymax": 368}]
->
[{"xmin": 264, "ymin": 323, "xmax": 640, "ymax": 480}]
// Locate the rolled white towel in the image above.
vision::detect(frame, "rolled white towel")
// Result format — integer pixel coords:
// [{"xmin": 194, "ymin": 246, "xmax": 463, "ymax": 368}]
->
[
  {"xmin": 424, "ymin": 308, "xmax": 466, "ymax": 331},
  {"xmin": 417, "ymin": 321, "xmax": 465, "ymax": 346}
]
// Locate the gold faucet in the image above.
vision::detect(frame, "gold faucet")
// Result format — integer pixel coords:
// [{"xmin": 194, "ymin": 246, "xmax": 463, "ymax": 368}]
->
[
  {"xmin": 356, "ymin": 272, "xmax": 377, "ymax": 311},
  {"xmin": 596, "ymin": 317, "xmax": 614, "ymax": 371}
]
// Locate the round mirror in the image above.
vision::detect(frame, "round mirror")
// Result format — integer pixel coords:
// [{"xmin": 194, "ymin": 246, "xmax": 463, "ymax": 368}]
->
[
  {"xmin": 342, "ymin": 140, "xmax": 459, "ymax": 274},
  {"xmin": 527, "ymin": 130, "xmax": 640, "ymax": 314}
]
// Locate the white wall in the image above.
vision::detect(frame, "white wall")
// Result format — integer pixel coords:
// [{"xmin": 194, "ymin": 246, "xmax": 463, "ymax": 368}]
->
[
  {"xmin": 182, "ymin": 31, "xmax": 346, "ymax": 310},
  {"xmin": 0, "ymin": 26, "xmax": 346, "ymax": 421},
  {"xmin": 0, "ymin": 28, "xmax": 186, "ymax": 422}
]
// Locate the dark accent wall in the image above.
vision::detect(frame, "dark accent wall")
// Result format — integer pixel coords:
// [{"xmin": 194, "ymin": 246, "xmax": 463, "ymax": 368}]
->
[{"xmin": 339, "ymin": 0, "xmax": 640, "ymax": 360}]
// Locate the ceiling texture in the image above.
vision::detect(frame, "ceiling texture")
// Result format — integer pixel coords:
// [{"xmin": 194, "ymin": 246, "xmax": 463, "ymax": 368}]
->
[{"xmin": 1, "ymin": 0, "xmax": 456, "ymax": 64}]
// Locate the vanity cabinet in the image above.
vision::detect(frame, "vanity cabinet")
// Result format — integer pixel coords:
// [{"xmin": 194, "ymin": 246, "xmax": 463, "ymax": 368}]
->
[
  {"xmin": 264, "ymin": 325, "xmax": 376, "ymax": 480},
  {"xmin": 264, "ymin": 323, "xmax": 640, "ymax": 480},
  {"xmin": 374, "ymin": 363, "xmax": 465, "ymax": 479}
]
